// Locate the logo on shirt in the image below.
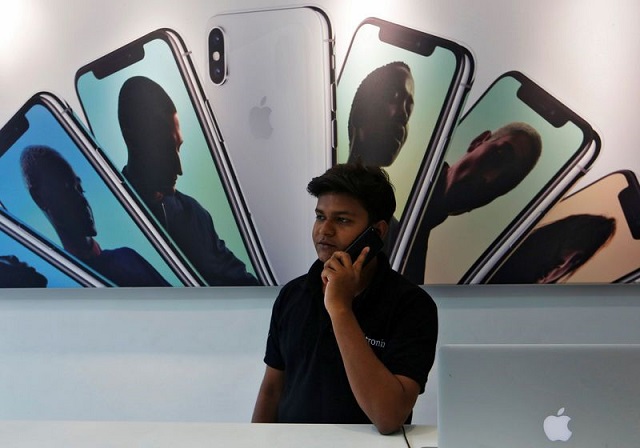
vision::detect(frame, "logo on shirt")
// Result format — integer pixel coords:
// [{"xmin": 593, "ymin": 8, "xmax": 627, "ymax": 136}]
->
[{"xmin": 365, "ymin": 336, "xmax": 386, "ymax": 349}]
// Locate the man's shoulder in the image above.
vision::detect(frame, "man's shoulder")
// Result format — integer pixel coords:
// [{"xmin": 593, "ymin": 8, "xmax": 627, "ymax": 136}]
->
[
  {"xmin": 173, "ymin": 189, "xmax": 204, "ymax": 208},
  {"xmin": 99, "ymin": 246, "xmax": 140, "ymax": 261},
  {"xmin": 277, "ymin": 272, "xmax": 311, "ymax": 300},
  {"xmin": 269, "ymin": 272, "xmax": 315, "ymax": 321},
  {"xmin": 382, "ymin": 267, "xmax": 437, "ymax": 309},
  {"xmin": 166, "ymin": 189, "xmax": 213, "ymax": 221},
  {"xmin": 273, "ymin": 261, "xmax": 324, "ymax": 308}
]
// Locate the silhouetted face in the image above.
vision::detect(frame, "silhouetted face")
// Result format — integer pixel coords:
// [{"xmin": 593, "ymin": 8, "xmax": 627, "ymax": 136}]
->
[
  {"xmin": 445, "ymin": 131, "xmax": 535, "ymax": 214},
  {"xmin": 33, "ymin": 162, "xmax": 96, "ymax": 239},
  {"xmin": 0, "ymin": 255, "xmax": 48, "ymax": 287},
  {"xmin": 312, "ymin": 193, "xmax": 371, "ymax": 263},
  {"xmin": 137, "ymin": 112, "xmax": 183, "ymax": 195},
  {"xmin": 351, "ymin": 65, "xmax": 415, "ymax": 167}
]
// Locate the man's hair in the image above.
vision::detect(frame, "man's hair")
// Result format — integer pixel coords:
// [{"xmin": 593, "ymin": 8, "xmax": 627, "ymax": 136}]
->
[
  {"xmin": 348, "ymin": 61, "xmax": 411, "ymax": 142},
  {"xmin": 491, "ymin": 121, "xmax": 542, "ymax": 193},
  {"xmin": 307, "ymin": 163, "xmax": 396, "ymax": 224},
  {"xmin": 20, "ymin": 145, "xmax": 73, "ymax": 207},
  {"xmin": 118, "ymin": 76, "xmax": 177, "ymax": 149}
]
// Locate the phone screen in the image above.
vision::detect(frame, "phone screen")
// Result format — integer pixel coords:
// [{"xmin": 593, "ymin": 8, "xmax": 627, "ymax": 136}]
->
[
  {"xmin": 487, "ymin": 171, "xmax": 640, "ymax": 284},
  {"xmin": 0, "ymin": 217, "xmax": 87, "ymax": 288},
  {"xmin": 407, "ymin": 71, "xmax": 599, "ymax": 284},
  {"xmin": 336, "ymin": 18, "xmax": 473, "ymax": 242},
  {"xmin": 0, "ymin": 95, "xmax": 184, "ymax": 286},
  {"xmin": 75, "ymin": 29, "xmax": 272, "ymax": 285}
]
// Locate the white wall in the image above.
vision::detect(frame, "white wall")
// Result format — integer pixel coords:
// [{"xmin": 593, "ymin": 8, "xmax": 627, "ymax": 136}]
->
[{"xmin": 1, "ymin": 285, "xmax": 639, "ymax": 425}]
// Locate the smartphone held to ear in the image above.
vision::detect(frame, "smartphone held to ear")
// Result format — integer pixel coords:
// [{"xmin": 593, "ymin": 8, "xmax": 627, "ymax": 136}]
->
[{"xmin": 345, "ymin": 227, "xmax": 384, "ymax": 267}]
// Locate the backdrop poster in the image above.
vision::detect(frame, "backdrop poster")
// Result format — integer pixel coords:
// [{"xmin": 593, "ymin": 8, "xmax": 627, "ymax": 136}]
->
[{"xmin": 1, "ymin": 0, "xmax": 639, "ymax": 287}]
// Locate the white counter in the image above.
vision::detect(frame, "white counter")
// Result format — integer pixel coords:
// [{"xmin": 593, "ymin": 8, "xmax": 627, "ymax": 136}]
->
[{"xmin": 0, "ymin": 421, "xmax": 438, "ymax": 448}]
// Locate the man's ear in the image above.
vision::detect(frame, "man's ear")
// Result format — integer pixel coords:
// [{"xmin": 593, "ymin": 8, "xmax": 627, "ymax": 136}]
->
[
  {"xmin": 372, "ymin": 220, "xmax": 389, "ymax": 240},
  {"xmin": 467, "ymin": 130, "xmax": 492, "ymax": 152}
]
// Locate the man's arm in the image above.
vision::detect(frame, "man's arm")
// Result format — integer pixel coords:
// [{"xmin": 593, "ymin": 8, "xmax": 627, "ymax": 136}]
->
[
  {"xmin": 251, "ymin": 366, "xmax": 285, "ymax": 423},
  {"xmin": 322, "ymin": 250, "xmax": 420, "ymax": 434},
  {"xmin": 329, "ymin": 305, "xmax": 420, "ymax": 434}
]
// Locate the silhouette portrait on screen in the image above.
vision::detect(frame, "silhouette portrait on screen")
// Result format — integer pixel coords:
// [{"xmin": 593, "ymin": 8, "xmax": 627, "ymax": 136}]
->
[
  {"xmin": 20, "ymin": 145, "xmax": 168, "ymax": 287},
  {"xmin": 117, "ymin": 76, "xmax": 259, "ymax": 286},
  {"xmin": 404, "ymin": 122, "xmax": 543, "ymax": 283},
  {"xmin": 347, "ymin": 62, "xmax": 415, "ymax": 167},
  {"xmin": 489, "ymin": 213, "xmax": 616, "ymax": 284},
  {"xmin": 346, "ymin": 62, "xmax": 415, "ymax": 252},
  {"xmin": 0, "ymin": 254, "xmax": 48, "ymax": 288}
]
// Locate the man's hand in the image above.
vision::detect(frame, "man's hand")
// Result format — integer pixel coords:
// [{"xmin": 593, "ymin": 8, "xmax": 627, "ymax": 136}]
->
[{"xmin": 321, "ymin": 247, "xmax": 370, "ymax": 315}]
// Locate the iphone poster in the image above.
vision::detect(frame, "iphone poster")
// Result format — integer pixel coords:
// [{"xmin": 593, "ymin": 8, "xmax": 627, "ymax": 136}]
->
[{"xmin": 1, "ymin": 0, "xmax": 638, "ymax": 287}]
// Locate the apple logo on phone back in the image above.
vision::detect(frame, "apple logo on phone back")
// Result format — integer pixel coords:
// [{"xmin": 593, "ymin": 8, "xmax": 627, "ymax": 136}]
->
[{"xmin": 249, "ymin": 96, "xmax": 273, "ymax": 139}]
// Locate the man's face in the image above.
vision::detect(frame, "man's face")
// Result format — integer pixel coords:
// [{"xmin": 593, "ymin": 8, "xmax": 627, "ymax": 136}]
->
[
  {"xmin": 312, "ymin": 193, "xmax": 371, "ymax": 263},
  {"xmin": 353, "ymin": 66, "xmax": 415, "ymax": 166},
  {"xmin": 36, "ymin": 165, "xmax": 96, "ymax": 238},
  {"xmin": 445, "ymin": 131, "xmax": 534, "ymax": 214},
  {"xmin": 140, "ymin": 112, "xmax": 183, "ymax": 194}
]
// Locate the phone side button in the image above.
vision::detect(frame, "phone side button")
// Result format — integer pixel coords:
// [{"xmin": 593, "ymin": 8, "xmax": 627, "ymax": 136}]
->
[{"xmin": 206, "ymin": 99, "xmax": 225, "ymax": 143}]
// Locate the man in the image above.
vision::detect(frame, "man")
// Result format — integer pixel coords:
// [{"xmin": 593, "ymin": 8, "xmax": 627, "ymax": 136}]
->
[
  {"xmin": 347, "ymin": 62, "xmax": 415, "ymax": 167},
  {"xmin": 403, "ymin": 121, "xmax": 543, "ymax": 283},
  {"xmin": 251, "ymin": 164, "xmax": 438, "ymax": 434},
  {"xmin": 117, "ymin": 76, "xmax": 259, "ymax": 286},
  {"xmin": 20, "ymin": 145, "xmax": 168, "ymax": 287},
  {"xmin": 346, "ymin": 62, "xmax": 415, "ymax": 253},
  {"xmin": 488, "ymin": 213, "xmax": 616, "ymax": 284},
  {"xmin": 0, "ymin": 254, "xmax": 48, "ymax": 288}
]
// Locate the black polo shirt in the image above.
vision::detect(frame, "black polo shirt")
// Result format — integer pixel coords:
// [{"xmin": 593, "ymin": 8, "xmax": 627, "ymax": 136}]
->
[{"xmin": 264, "ymin": 254, "xmax": 438, "ymax": 424}]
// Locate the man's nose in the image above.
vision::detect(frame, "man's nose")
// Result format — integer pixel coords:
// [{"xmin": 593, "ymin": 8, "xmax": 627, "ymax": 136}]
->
[
  {"xmin": 175, "ymin": 154, "xmax": 183, "ymax": 176},
  {"xmin": 317, "ymin": 220, "xmax": 335, "ymax": 236},
  {"xmin": 390, "ymin": 101, "xmax": 410, "ymax": 122},
  {"xmin": 79, "ymin": 193, "xmax": 90, "ymax": 208}
]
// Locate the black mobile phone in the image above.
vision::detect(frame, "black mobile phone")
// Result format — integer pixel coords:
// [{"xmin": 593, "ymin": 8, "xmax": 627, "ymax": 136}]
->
[
  {"xmin": 336, "ymin": 17, "xmax": 474, "ymax": 256},
  {"xmin": 485, "ymin": 170, "xmax": 640, "ymax": 284},
  {"xmin": 399, "ymin": 71, "xmax": 600, "ymax": 285},
  {"xmin": 0, "ymin": 92, "xmax": 199, "ymax": 287},
  {"xmin": 75, "ymin": 28, "xmax": 275, "ymax": 286},
  {"xmin": 345, "ymin": 226, "xmax": 384, "ymax": 267}
]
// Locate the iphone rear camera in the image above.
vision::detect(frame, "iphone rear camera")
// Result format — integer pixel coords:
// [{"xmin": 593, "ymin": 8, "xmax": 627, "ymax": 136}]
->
[{"xmin": 209, "ymin": 27, "xmax": 226, "ymax": 85}]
